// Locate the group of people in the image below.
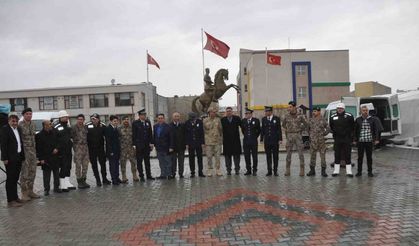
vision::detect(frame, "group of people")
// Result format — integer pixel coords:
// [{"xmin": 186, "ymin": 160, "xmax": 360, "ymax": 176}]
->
[{"xmin": 1, "ymin": 100, "xmax": 381, "ymax": 208}]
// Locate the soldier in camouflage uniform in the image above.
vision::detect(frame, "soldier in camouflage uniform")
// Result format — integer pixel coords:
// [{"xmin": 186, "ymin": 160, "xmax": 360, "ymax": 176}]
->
[
  {"xmin": 19, "ymin": 108, "xmax": 40, "ymax": 201},
  {"xmin": 118, "ymin": 116, "xmax": 139, "ymax": 183},
  {"xmin": 282, "ymin": 101, "xmax": 307, "ymax": 176},
  {"xmin": 306, "ymin": 107, "xmax": 330, "ymax": 177},
  {"xmin": 71, "ymin": 114, "xmax": 90, "ymax": 189},
  {"xmin": 203, "ymin": 107, "xmax": 223, "ymax": 176}
]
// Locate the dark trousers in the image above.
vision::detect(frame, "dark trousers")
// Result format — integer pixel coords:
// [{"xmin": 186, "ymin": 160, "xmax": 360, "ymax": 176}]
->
[
  {"xmin": 43, "ymin": 164, "xmax": 59, "ymax": 192},
  {"xmin": 265, "ymin": 144, "xmax": 279, "ymax": 173},
  {"xmin": 357, "ymin": 142, "xmax": 373, "ymax": 174},
  {"xmin": 244, "ymin": 144, "xmax": 258, "ymax": 173},
  {"xmin": 171, "ymin": 150, "xmax": 185, "ymax": 176},
  {"xmin": 188, "ymin": 145, "xmax": 203, "ymax": 175},
  {"xmin": 108, "ymin": 155, "xmax": 120, "ymax": 183},
  {"xmin": 136, "ymin": 148, "xmax": 152, "ymax": 178},
  {"xmin": 89, "ymin": 148, "xmax": 108, "ymax": 181},
  {"xmin": 333, "ymin": 142, "xmax": 351, "ymax": 165},
  {"xmin": 59, "ymin": 153, "xmax": 72, "ymax": 178},
  {"xmin": 224, "ymin": 154, "xmax": 240, "ymax": 173},
  {"xmin": 5, "ymin": 161, "xmax": 22, "ymax": 202},
  {"xmin": 157, "ymin": 152, "xmax": 172, "ymax": 177}
]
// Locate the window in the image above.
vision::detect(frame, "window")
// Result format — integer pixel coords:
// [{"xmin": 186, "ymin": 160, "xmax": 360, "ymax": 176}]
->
[
  {"xmin": 296, "ymin": 65, "xmax": 306, "ymax": 76},
  {"xmin": 65, "ymin": 95, "xmax": 83, "ymax": 109},
  {"xmin": 245, "ymin": 102, "xmax": 248, "ymax": 107},
  {"xmin": 244, "ymin": 84, "xmax": 248, "ymax": 92},
  {"xmin": 115, "ymin": 92, "xmax": 134, "ymax": 106},
  {"xmin": 10, "ymin": 98, "xmax": 27, "ymax": 112},
  {"xmin": 297, "ymin": 87, "xmax": 307, "ymax": 98},
  {"xmin": 392, "ymin": 104, "xmax": 399, "ymax": 118},
  {"xmin": 39, "ymin": 96, "xmax": 58, "ymax": 110},
  {"xmin": 89, "ymin": 94, "xmax": 109, "ymax": 108},
  {"xmin": 141, "ymin": 92, "xmax": 146, "ymax": 108}
]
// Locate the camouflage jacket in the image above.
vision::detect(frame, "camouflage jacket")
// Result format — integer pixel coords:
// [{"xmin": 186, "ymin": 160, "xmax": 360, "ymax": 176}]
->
[
  {"xmin": 18, "ymin": 120, "xmax": 36, "ymax": 148},
  {"xmin": 71, "ymin": 124, "xmax": 88, "ymax": 145},
  {"xmin": 203, "ymin": 117, "xmax": 223, "ymax": 145},
  {"xmin": 118, "ymin": 125, "xmax": 133, "ymax": 150},
  {"xmin": 308, "ymin": 117, "xmax": 330, "ymax": 142},
  {"xmin": 282, "ymin": 113, "xmax": 307, "ymax": 134}
]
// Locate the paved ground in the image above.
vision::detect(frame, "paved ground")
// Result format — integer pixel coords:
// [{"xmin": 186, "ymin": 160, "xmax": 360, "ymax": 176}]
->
[{"xmin": 0, "ymin": 147, "xmax": 418, "ymax": 245}]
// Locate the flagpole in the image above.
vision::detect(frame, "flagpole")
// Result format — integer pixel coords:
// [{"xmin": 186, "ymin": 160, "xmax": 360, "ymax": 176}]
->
[
  {"xmin": 146, "ymin": 50, "xmax": 149, "ymax": 83},
  {"xmin": 265, "ymin": 47, "xmax": 268, "ymax": 105},
  {"xmin": 201, "ymin": 28, "xmax": 205, "ymax": 78}
]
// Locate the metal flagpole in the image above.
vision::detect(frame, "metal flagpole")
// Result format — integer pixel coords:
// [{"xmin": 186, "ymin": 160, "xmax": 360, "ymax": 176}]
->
[
  {"xmin": 146, "ymin": 50, "xmax": 149, "ymax": 83},
  {"xmin": 201, "ymin": 28, "xmax": 205, "ymax": 78},
  {"xmin": 265, "ymin": 47, "xmax": 268, "ymax": 105}
]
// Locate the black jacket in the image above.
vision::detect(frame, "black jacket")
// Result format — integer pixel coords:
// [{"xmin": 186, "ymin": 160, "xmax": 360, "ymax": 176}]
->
[
  {"xmin": 86, "ymin": 122, "xmax": 106, "ymax": 150},
  {"xmin": 241, "ymin": 117, "xmax": 261, "ymax": 146},
  {"xmin": 153, "ymin": 123, "xmax": 174, "ymax": 154},
  {"xmin": 105, "ymin": 125, "xmax": 121, "ymax": 159},
  {"xmin": 54, "ymin": 122, "xmax": 73, "ymax": 156},
  {"xmin": 329, "ymin": 111, "xmax": 355, "ymax": 143},
  {"xmin": 35, "ymin": 128, "xmax": 59, "ymax": 169},
  {"xmin": 169, "ymin": 122, "xmax": 186, "ymax": 152},
  {"xmin": 184, "ymin": 119, "xmax": 205, "ymax": 147},
  {"xmin": 1, "ymin": 125, "xmax": 25, "ymax": 163},
  {"xmin": 221, "ymin": 116, "xmax": 242, "ymax": 155},
  {"xmin": 354, "ymin": 116, "xmax": 379, "ymax": 142},
  {"xmin": 261, "ymin": 115, "xmax": 282, "ymax": 144},
  {"xmin": 132, "ymin": 119, "xmax": 153, "ymax": 150}
]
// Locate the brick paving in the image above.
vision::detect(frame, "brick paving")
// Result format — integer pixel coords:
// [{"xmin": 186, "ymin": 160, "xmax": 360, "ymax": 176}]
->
[{"xmin": 0, "ymin": 147, "xmax": 418, "ymax": 245}]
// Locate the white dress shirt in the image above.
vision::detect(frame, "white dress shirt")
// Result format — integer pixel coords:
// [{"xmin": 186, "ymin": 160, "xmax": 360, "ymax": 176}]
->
[{"xmin": 11, "ymin": 126, "xmax": 22, "ymax": 153}]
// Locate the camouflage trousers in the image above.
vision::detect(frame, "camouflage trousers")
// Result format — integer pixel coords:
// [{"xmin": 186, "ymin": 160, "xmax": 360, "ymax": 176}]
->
[
  {"xmin": 73, "ymin": 144, "xmax": 89, "ymax": 179},
  {"xmin": 120, "ymin": 147, "xmax": 138, "ymax": 180},
  {"xmin": 285, "ymin": 133, "xmax": 305, "ymax": 167},
  {"xmin": 206, "ymin": 145, "xmax": 221, "ymax": 174},
  {"xmin": 20, "ymin": 146, "xmax": 37, "ymax": 192},
  {"xmin": 310, "ymin": 140, "xmax": 327, "ymax": 168}
]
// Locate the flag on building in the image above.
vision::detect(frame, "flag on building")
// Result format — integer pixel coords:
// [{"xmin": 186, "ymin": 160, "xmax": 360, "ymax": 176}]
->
[
  {"xmin": 203, "ymin": 32, "xmax": 230, "ymax": 59},
  {"xmin": 147, "ymin": 53, "xmax": 160, "ymax": 69},
  {"xmin": 267, "ymin": 53, "xmax": 281, "ymax": 65}
]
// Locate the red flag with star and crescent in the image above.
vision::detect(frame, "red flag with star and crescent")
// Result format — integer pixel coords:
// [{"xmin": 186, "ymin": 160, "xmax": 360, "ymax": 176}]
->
[
  {"xmin": 203, "ymin": 32, "xmax": 230, "ymax": 59},
  {"xmin": 147, "ymin": 53, "xmax": 160, "ymax": 69},
  {"xmin": 267, "ymin": 53, "xmax": 281, "ymax": 65}
]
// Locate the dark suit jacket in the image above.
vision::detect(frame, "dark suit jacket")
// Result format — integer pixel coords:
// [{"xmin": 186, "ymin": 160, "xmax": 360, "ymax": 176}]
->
[
  {"xmin": 169, "ymin": 122, "xmax": 186, "ymax": 152},
  {"xmin": 1, "ymin": 125, "xmax": 25, "ymax": 163},
  {"xmin": 261, "ymin": 115, "xmax": 282, "ymax": 145},
  {"xmin": 184, "ymin": 119, "xmax": 205, "ymax": 147},
  {"xmin": 105, "ymin": 125, "xmax": 121, "ymax": 159},
  {"xmin": 35, "ymin": 128, "xmax": 59, "ymax": 169},
  {"xmin": 241, "ymin": 117, "xmax": 261, "ymax": 146},
  {"xmin": 153, "ymin": 123, "xmax": 173, "ymax": 153},
  {"xmin": 132, "ymin": 119, "xmax": 153, "ymax": 150},
  {"xmin": 221, "ymin": 116, "xmax": 242, "ymax": 155}
]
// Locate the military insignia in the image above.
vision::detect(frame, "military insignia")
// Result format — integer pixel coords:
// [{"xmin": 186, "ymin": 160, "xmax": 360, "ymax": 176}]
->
[
  {"xmin": 252, "ymin": 121, "xmax": 255, "ymax": 125},
  {"xmin": 88, "ymin": 125, "xmax": 93, "ymax": 128},
  {"xmin": 273, "ymin": 120, "xmax": 276, "ymax": 123},
  {"xmin": 57, "ymin": 126, "xmax": 64, "ymax": 131},
  {"xmin": 333, "ymin": 117, "xmax": 338, "ymax": 120}
]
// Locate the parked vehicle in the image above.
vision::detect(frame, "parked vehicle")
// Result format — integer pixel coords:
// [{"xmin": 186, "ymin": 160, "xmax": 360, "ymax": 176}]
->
[{"xmin": 19, "ymin": 111, "xmax": 60, "ymax": 133}]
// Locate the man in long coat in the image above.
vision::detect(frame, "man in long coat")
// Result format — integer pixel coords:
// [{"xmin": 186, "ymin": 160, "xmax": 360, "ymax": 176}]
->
[{"xmin": 221, "ymin": 106, "xmax": 242, "ymax": 175}]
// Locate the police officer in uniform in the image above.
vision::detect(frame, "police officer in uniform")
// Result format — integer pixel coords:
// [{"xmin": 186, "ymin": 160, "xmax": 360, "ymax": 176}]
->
[
  {"xmin": 55, "ymin": 110, "xmax": 74, "ymax": 192},
  {"xmin": 132, "ymin": 109, "xmax": 155, "ymax": 182},
  {"xmin": 241, "ymin": 108, "xmax": 261, "ymax": 176},
  {"xmin": 185, "ymin": 112, "xmax": 206, "ymax": 178},
  {"xmin": 86, "ymin": 113, "xmax": 111, "ymax": 186},
  {"xmin": 260, "ymin": 106, "xmax": 282, "ymax": 176},
  {"xmin": 329, "ymin": 103, "xmax": 355, "ymax": 177}
]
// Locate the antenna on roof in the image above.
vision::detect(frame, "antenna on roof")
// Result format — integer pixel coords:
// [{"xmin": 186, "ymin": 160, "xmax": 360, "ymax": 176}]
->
[{"xmin": 111, "ymin": 79, "xmax": 116, "ymax": 85}]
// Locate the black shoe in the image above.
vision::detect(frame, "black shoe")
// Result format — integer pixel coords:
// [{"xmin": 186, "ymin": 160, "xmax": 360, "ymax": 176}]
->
[
  {"xmin": 190, "ymin": 173, "xmax": 195, "ymax": 178},
  {"xmin": 168, "ymin": 176, "xmax": 174, "ymax": 180},
  {"xmin": 332, "ymin": 173, "xmax": 339, "ymax": 177},
  {"xmin": 44, "ymin": 191, "xmax": 50, "ymax": 196},
  {"xmin": 112, "ymin": 181, "xmax": 120, "ymax": 185},
  {"xmin": 346, "ymin": 174, "xmax": 354, "ymax": 178},
  {"xmin": 227, "ymin": 172, "xmax": 231, "ymax": 175},
  {"xmin": 266, "ymin": 172, "xmax": 272, "ymax": 176},
  {"xmin": 244, "ymin": 171, "xmax": 252, "ymax": 176},
  {"xmin": 321, "ymin": 167, "xmax": 328, "ymax": 177},
  {"xmin": 140, "ymin": 177, "xmax": 145, "ymax": 182},
  {"xmin": 54, "ymin": 189, "xmax": 62, "ymax": 193},
  {"xmin": 307, "ymin": 166, "xmax": 316, "ymax": 176},
  {"xmin": 368, "ymin": 173, "xmax": 374, "ymax": 177},
  {"xmin": 103, "ymin": 179, "xmax": 111, "ymax": 185},
  {"xmin": 198, "ymin": 174, "xmax": 206, "ymax": 177},
  {"xmin": 96, "ymin": 180, "xmax": 102, "ymax": 187},
  {"xmin": 356, "ymin": 173, "xmax": 362, "ymax": 177},
  {"xmin": 156, "ymin": 176, "xmax": 165, "ymax": 180},
  {"xmin": 61, "ymin": 188, "xmax": 69, "ymax": 192},
  {"xmin": 147, "ymin": 176, "xmax": 156, "ymax": 180},
  {"xmin": 179, "ymin": 175, "xmax": 184, "ymax": 179},
  {"xmin": 252, "ymin": 172, "xmax": 257, "ymax": 176},
  {"xmin": 274, "ymin": 172, "xmax": 279, "ymax": 176},
  {"xmin": 235, "ymin": 171, "xmax": 240, "ymax": 175}
]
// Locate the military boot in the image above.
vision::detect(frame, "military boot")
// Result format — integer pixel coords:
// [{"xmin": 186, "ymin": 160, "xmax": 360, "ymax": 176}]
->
[
  {"xmin": 299, "ymin": 165, "xmax": 305, "ymax": 177},
  {"xmin": 77, "ymin": 178, "xmax": 88, "ymax": 189},
  {"xmin": 28, "ymin": 190, "xmax": 41, "ymax": 199},
  {"xmin": 21, "ymin": 190, "xmax": 31, "ymax": 202},
  {"xmin": 306, "ymin": 166, "xmax": 316, "ymax": 176},
  {"xmin": 83, "ymin": 178, "xmax": 91, "ymax": 188},
  {"xmin": 284, "ymin": 162, "xmax": 291, "ymax": 176},
  {"xmin": 321, "ymin": 167, "xmax": 328, "ymax": 177}
]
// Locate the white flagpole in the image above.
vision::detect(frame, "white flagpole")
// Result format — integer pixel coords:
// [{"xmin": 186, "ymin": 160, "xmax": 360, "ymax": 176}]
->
[
  {"xmin": 265, "ymin": 47, "xmax": 268, "ymax": 105},
  {"xmin": 146, "ymin": 50, "xmax": 149, "ymax": 83},
  {"xmin": 201, "ymin": 28, "xmax": 205, "ymax": 78}
]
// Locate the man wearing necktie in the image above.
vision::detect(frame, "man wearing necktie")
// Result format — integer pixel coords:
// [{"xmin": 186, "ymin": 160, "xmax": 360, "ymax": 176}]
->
[
  {"xmin": 261, "ymin": 106, "xmax": 282, "ymax": 176},
  {"xmin": 105, "ymin": 115, "xmax": 121, "ymax": 185},
  {"xmin": 169, "ymin": 112, "xmax": 186, "ymax": 178},
  {"xmin": 221, "ymin": 107, "xmax": 242, "ymax": 175},
  {"xmin": 241, "ymin": 108, "xmax": 261, "ymax": 176}
]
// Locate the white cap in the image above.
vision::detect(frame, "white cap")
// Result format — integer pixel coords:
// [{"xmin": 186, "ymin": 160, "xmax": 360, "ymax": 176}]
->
[
  {"xmin": 336, "ymin": 102, "xmax": 345, "ymax": 109},
  {"xmin": 58, "ymin": 110, "xmax": 69, "ymax": 118}
]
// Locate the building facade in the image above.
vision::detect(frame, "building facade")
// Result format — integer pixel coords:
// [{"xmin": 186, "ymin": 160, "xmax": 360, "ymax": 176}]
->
[
  {"xmin": 354, "ymin": 81, "xmax": 392, "ymax": 97},
  {"xmin": 237, "ymin": 48, "xmax": 351, "ymax": 116},
  {"xmin": 0, "ymin": 83, "xmax": 159, "ymax": 124}
]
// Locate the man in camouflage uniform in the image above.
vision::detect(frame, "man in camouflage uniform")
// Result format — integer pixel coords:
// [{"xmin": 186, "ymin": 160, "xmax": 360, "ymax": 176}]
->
[
  {"xmin": 118, "ymin": 116, "xmax": 139, "ymax": 183},
  {"xmin": 19, "ymin": 108, "xmax": 40, "ymax": 201},
  {"xmin": 203, "ymin": 107, "xmax": 223, "ymax": 176},
  {"xmin": 306, "ymin": 107, "xmax": 330, "ymax": 177},
  {"xmin": 282, "ymin": 101, "xmax": 307, "ymax": 176},
  {"xmin": 71, "ymin": 114, "xmax": 90, "ymax": 189}
]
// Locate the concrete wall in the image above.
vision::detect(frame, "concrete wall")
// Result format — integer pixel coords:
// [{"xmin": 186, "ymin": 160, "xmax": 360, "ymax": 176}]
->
[{"xmin": 355, "ymin": 81, "xmax": 392, "ymax": 97}]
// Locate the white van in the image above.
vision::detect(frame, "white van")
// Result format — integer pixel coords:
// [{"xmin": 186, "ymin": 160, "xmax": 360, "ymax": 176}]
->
[{"xmin": 324, "ymin": 94, "xmax": 401, "ymax": 140}]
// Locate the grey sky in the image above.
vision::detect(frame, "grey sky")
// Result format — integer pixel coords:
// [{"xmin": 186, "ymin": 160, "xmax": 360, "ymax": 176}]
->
[{"xmin": 1, "ymin": 0, "xmax": 418, "ymax": 106}]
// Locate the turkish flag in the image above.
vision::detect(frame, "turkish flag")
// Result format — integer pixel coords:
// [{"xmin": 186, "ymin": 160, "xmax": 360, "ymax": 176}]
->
[
  {"xmin": 267, "ymin": 53, "xmax": 281, "ymax": 65},
  {"xmin": 147, "ymin": 53, "xmax": 160, "ymax": 69},
  {"xmin": 203, "ymin": 32, "xmax": 230, "ymax": 59}
]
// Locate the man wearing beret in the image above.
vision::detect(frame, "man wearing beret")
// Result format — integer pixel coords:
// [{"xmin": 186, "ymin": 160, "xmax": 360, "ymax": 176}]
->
[{"xmin": 260, "ymin": 106, "xmax": 282, "ymax": 176}]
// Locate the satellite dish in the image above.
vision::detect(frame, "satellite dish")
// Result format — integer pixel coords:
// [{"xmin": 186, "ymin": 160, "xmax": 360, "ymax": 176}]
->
[{"xmin": 111, "ymin": 79, "xmax": 116, "ymax": 85}]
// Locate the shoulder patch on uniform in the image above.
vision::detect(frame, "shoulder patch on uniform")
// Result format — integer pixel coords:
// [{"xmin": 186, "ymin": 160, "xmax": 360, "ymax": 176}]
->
[
  {"xmin": 330, "ymin": 113, "xmax": 337, "ymax": 117},
  {"xmin": 54, "ymin": 124, "xmax": 61, "ymax": 129}
]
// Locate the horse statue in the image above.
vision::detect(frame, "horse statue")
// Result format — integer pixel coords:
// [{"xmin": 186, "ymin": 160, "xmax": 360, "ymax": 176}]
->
[{"xmin": 192, "ymin": 68, "xmax": 240, "ymax": 114}]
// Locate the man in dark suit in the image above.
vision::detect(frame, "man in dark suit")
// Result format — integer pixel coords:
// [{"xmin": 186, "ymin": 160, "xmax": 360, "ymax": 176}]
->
[
  {"xmin": 132, "ymin": 109, "xmax": 154, "ymax": 182},
  {"xmin": 221, "ymin": 106, "xmax": 242, "ymax": 175},
  {"xmin": 169, "ymin": 112, "xmax": 186, "ymax": 178},
  {"xmin": 36, "ymin": 119, "xmax": 60, "ymax": 196},
  {"xmin": 105, "ymin": 115, "xmax": 121, "ymax": 185},
  {"xmin": 185, "ymin": 112, "xmax": 206, "ymax": 178},
  {"xmin": 241, "ymin": 108, "xmax": 261, "ymax": 176},
  {"xmin": 153, "ymin": 114, "xmax": 173, "ymax": 179},
  {"xmin": 1, "ymin": 114, "xmax": 25, "ymax": 207},
  {"xmin": 260, "ymin": 106, "xmax": 282, "ymax": 176}
]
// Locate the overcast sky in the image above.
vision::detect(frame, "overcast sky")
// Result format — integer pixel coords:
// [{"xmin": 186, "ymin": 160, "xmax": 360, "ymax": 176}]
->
[{"xmin": 1, "ymin": 0, "xmax": 418, "ymax": 106}]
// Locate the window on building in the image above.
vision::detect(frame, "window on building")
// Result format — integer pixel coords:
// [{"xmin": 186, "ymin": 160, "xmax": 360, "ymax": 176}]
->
[
  {"xmin": 64, "ymin": 95, "xmax": 83, "ymax": 109},
  {"xmin": 245, "ymin": 102, "xmax": 248, "ymax": 107},
  {"xmin": 392, "ymin": 104, "xmax": 399, "ymax": 118},
  {"xmin": 297, "ymin": 87, "xmax": 307, "ymax": 98},
  {"xmin": 115, "ymin": 92, "xmax": 134, "ymax": 106},
  {"xmin": 39, "ymin": 96, "xmax": 58, "ymax": 110},
  {"xmin": 89, "ymin": 94, "xmax": 109, "ymax": 108},
  {"xmin": 244, "ymin": 84, "xmax": 248, "ymax": 92},
  {"xmin": 141, "ymin": 92, "xmax": 146, "ymax": 108},
  {"xmin": 9, "ymin": 98, "xmax": 27, "ymax": 112},
  {"xmin": 296, "ymin": 65, "xmax": 306, "ymax": 76}
]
